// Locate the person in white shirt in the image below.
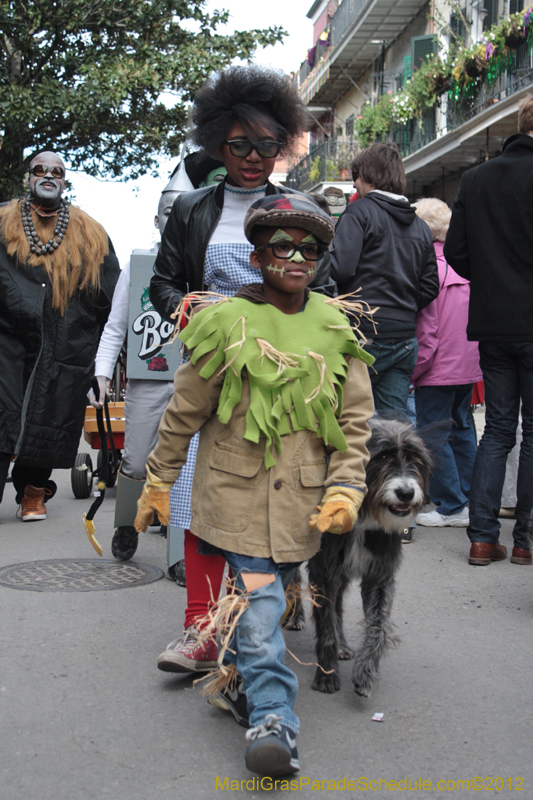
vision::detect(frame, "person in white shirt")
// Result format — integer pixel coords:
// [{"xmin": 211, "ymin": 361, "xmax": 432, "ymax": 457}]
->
[{"xmin": 90, "ymin": 188, "xmax": 179, "ymax": 560}]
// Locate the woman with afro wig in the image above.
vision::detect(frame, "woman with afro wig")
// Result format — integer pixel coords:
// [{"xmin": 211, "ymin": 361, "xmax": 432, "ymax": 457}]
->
[{"xmin": 149, "ymin": 65, "xmax": 332, "ymax": 686}]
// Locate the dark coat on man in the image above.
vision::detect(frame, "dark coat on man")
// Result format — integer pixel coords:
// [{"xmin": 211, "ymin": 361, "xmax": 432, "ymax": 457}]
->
[
  {"xmin": 444, "ymin": 133, "xmax": 533, "ymax": 342},
  {"xmin": 0, "ymin": 230, "xmax": 119, "ymax": 469},
  {"xmin": 330, "ymin": 191, "xmax": 438, "ymax": 338}
]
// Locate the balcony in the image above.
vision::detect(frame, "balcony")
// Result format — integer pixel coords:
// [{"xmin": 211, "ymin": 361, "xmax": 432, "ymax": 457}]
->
[
  {"xmin": 299, "ymin": 0, "xmax": 430, "ymax": 106},
  {"xmin": 289, "ymin": 45, "xmax": 533, "ymax": 194},
  {"xmin": 285, "ymin": 138, "xmax": 357, "ymax": 192},
  {"xmin": 394, "ymin": 45, "xmax": 533, "ymax": 161}
]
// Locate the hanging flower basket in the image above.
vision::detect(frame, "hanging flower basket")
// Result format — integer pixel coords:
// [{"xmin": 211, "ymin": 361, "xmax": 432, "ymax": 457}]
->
[
  {"xmin": 434, "ymin": 74, "xmax": 451, "ymax": 95},
  {"xmin": 464, "ymin": 54, "xmax": 487, "ymax": 78},
  {"xmin": 505, "ymin": 30, "xmax": 527, "ymax": 47},
  {"xmin": 500, "ymin": 17, "xmax": 527, "ymax": 48}
]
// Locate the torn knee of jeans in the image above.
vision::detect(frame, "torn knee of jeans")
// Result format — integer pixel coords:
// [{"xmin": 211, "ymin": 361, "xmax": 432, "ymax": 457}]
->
[{"xmin": 241, "ymin": 572, "xmax": 276, "ymax": 593}]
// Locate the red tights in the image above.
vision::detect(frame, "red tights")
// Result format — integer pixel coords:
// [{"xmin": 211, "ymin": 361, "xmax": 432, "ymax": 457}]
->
[{"xmin": 183, "ymin": 528, "xmax": 226, "ymax": 631}]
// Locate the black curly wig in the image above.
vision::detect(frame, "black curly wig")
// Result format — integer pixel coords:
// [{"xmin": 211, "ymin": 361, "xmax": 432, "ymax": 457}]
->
[{"xmin": 190, "ymin": 65, "xmax": 308, "ymax": 158}]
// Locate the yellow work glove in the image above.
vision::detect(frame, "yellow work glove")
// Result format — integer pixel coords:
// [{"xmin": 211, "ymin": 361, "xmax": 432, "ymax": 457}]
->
[
  {"xmin": 134, "ymin": 466, "xmax": 173, "ymax": 532},
  {"xmin": 309, "ymin": 485, "xmax": 364, "ymax": 534}
]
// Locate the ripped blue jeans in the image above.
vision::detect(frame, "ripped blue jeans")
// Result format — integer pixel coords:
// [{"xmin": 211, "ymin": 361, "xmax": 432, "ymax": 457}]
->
[{"xmin": 219, "ymin": 550, "xmax": 300, "ymax": 735}]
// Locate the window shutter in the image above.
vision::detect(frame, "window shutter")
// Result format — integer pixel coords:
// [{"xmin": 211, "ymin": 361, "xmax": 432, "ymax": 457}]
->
[
  {"xmin": 509, "ymin": 0, "xmax": 522, "ymax": 13},
  {"xmin": 410, "ymin": 35, "xmax": 438, "ymax": 71},
  {"xmin": 483, "ymin": 0, "xmax": 499, "ymax": 29},
  {"xmin": 450, "ymin": 8, "xmax": 467, "ymax": 41},
  {"xmin": 345, "ymin": 114, "xmax": 354, "ymax": 137},
  {"xmin": 404, "ymin": 55, "xmax": 412, "ymax": 80}
]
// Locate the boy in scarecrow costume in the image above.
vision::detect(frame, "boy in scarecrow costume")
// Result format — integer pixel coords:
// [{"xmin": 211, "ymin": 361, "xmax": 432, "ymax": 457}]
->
[{"xmin": 135, "ymin": 195, "xmax": 375, "ymax": 777}]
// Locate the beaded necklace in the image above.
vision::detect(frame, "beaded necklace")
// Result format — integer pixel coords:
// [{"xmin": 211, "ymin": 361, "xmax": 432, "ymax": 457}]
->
[{"xmin": 21, "ymin": 195, "xmax": 70, "ymax": 255}]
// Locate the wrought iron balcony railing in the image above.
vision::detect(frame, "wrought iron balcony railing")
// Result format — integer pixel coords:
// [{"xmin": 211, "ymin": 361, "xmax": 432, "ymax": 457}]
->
[
  {"xmin": 394, "ymin": 42, "xmax": 533, "ymax": 158},
  {"xmin": 285, "ymin": 138, "xmax": 358, "ymax": 192},
  {"xmin": 287, "ymin": 44, "xmax": 533, "ymax": 189}
]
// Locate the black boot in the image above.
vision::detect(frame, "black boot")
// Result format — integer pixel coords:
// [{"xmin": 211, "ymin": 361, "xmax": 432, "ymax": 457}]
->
[
  {"xmin": 111, "ymin": 526, "xmax": 139, "ymax": 560},
  {"xmin": 167, "ymin": 559, "xmax": 186, "ymax": 586}
]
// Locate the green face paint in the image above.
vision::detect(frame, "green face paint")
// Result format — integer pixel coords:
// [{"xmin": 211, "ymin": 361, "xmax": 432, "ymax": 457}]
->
[
  {"xmin": 266, "ymin": 263, "xmax": 286, "ymax": 277},
  {"xmin": 302, "ymin": 233, "xmax": 317, "ymax": 243},
  {"xmin": 287, "ymin": 249, "xmax": 306, "ymax": 264},
  {"xmin": 268, "ymin": 229, "xmax": 295, "ymax": 243}
]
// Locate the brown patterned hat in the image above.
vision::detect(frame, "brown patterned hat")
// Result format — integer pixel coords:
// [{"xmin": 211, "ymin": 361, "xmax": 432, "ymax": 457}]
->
[{"xmin": 244, "ymin": 193, "xmax": 335, "ymax": 245}]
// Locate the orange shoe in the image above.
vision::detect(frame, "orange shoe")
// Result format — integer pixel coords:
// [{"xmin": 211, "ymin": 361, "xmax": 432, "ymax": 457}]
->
[{"xmin": 18, "ymin": 485, "xmax": 47, "ymax": 521}]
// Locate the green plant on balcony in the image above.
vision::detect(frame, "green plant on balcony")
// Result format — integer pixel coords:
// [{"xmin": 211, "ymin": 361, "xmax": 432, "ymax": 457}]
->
[
  {"xmin": 354, "ymin": 95, "xmax": 394, "ymax": 148},
  {"xmin": 309, "ymin": 156, "xmax": 323, "ymax": 184},
  {"xmin": 308, "ymin": 154, "xmax": 338, "ymax": 183},
  {"xmin": 339, "ymin": 5, "xmax": 533, "ymax": 148}
]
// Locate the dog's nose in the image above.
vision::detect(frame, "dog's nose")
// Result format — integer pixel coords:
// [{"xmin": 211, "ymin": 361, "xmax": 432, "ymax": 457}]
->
[{"xmin": 395, "ymin": 486, "xmax": 414, "ymax": 503}]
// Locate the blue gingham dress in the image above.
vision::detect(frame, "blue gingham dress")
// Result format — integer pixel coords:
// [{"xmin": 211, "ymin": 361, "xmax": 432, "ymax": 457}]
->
[{"xmin": 169, "ymin": 185, "xmax": 266, "ymax": 528}]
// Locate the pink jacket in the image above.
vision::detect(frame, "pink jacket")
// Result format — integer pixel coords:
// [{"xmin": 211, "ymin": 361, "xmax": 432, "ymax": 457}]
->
[{"xmin": 412, "ymin": 242, "xmax": 482, "ymax": 387}]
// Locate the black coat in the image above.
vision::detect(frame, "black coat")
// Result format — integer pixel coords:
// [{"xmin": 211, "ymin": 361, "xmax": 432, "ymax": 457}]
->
[
  {"xmin": 150, "ymin": 180, "xmax": 334, "ymax": 321},
  {"xmin": 0, "ymin": 236, "xmax": 120, "ymax": 468},
  {"xmin": 444, "ymin": 133, "xmax": 533, "ymax": 342},
  {"xmin": 330, "ymin": 192, "xmax": 438, "ymax": 337}
]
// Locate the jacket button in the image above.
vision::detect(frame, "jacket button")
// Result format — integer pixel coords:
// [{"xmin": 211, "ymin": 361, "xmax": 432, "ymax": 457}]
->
[{"xmin": 273, "ymin": 480, "xmax": 282, "ymax": 490}]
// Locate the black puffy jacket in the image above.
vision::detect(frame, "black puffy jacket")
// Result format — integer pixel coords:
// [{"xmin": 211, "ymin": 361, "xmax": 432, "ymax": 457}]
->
[
  {"xmin": 331, "ymin": 192, "xmax": 438, "ymax": 337},
  {"xmin": 0, "ymin": 236, "xmax": 120, "ymax": 468},
  {"xmin": 150, "ymin": 179, "xmax": 334, "ymax": 321}
]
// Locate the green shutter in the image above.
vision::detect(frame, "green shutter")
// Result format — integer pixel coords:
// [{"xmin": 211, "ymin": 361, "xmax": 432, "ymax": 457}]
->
[
  {"xmin": 403, "ymin": 55, "xmax": 412, "ymax": 80},
  {"xmin": 410, "ymin": 35, "xmax": 438, "ymax": 71}
]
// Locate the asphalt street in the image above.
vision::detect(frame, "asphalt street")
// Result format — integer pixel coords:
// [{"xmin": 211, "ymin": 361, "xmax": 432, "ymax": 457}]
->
[{"xmin": 1, "ymin": 428, "xmax": 532, "ymax": 800}]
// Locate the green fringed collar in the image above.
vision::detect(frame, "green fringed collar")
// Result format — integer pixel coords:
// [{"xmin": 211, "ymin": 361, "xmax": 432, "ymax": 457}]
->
[{"xmin": 180, "ymin": 292, "xmax": 374, "ymax": 468}]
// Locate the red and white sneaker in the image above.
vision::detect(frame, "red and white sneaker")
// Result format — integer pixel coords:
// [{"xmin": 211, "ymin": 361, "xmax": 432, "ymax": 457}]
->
[{"xmin": 157, "ymin": 627, "xmax": 218, "ymax": 673}]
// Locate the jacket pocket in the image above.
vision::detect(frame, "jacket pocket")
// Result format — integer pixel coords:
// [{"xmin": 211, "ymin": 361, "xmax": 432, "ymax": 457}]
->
[
  {"xmin": 292, "ymin": 457, "xmax": 328, "ymax": 542},
  {"xmin": 299, "ymin": 459, "xmax": 328, "ymax": 487},
  {"xmin": 201, "ymin": 444, "xmax": 265, "ymax": 532}
]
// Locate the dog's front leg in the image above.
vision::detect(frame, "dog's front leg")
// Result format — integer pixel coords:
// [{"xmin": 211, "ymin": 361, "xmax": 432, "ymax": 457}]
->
[
  {"xmin": 352, "ymin": 569, "xmax": 399, "ymax": 697},
  {"xmin": 308, "ymin": 547, "xmax": 343, "ymax": 694}
]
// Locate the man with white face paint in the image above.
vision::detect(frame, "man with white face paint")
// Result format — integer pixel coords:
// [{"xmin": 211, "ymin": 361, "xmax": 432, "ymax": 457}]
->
[
  {"xmin": 0, "ymin": 151, "xmax": 120, "ymax": 521},
  {"xmin": 91, "ymin": 185, "xmax": 181, "ymax": 561}
]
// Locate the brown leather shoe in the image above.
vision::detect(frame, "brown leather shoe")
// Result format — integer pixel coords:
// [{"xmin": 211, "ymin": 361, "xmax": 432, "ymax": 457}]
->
[
  {"xmin": 510, "ymin": 547, "xmax": 532, "ymax": 565},
  {"xmin": 19, "ymin": 485, "xmax": 47, "ymax": 522},
  {"xmin": 468, "ymin": 541, "xmax": 508, "ymax": 566}
]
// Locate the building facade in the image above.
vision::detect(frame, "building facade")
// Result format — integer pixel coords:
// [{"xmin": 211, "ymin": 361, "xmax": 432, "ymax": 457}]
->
[{"xmin": 287, "ymin": 0, "xmax": 533, "ymax": 202}]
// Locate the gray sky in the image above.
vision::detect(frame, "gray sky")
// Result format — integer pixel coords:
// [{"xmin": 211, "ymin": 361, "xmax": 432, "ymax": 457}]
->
[{"xmin": 70, "ymin": 1, "xmax": 314, "ymax": 265}]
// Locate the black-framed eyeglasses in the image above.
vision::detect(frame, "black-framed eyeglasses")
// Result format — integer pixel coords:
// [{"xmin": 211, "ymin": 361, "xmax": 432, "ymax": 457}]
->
[
  {"xmin": 256, "ymin": 242, "xmax": 327, "ymax": 261},
  {"xmin": 223, "ymin": 139, "xmax": 283, "ymax": 159},
  {"xmin": 29, "ymin": 165, "xmax": 66, "ymax": 179}
]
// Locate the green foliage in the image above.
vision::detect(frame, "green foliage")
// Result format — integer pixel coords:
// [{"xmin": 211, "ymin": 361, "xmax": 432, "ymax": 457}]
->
[
  {"xmin": 0, "ymin": 0, "xmax": 285, "ymax": 200},
  {"xmin": 309, "ymin": 154, "xmax": 338, "ymax": 183},
  {"xmin": 354, "ymin": 95, "xmax": 394, "ymax": 148}
]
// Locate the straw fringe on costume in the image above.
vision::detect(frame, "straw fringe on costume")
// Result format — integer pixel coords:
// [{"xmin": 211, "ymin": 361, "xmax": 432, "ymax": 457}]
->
[
  {"xmin": 0, "ymin": 200, "xmax": 108, "ymax": 314},
  {"xmin": 178, "ymin": 291, "xmax": 375, "ymax": 469},
  {"xmin": 194, "ymin": 577, "xmax": 333, "ymax": 696}
]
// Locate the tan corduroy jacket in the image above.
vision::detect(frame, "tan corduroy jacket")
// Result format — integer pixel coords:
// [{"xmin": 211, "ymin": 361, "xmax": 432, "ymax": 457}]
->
[{"xmin": 147, "ymin": 352, "xmax": 374, "ymax": 563}]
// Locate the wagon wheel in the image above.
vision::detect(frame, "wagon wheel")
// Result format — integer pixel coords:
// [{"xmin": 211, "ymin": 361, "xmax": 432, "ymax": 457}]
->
[
  {"xmin": 97, "ymin": 449, "xmax": 118, "ymax": 488},
  {"xmin": 71, "ymin": 453, "xmax": 94, "ymax": 499}
]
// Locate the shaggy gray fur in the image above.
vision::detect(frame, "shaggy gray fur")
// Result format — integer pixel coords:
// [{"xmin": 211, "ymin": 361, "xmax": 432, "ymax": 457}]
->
[{"xmin": 308, "ymin": 418, "xmax": 432, "ymax": 696}]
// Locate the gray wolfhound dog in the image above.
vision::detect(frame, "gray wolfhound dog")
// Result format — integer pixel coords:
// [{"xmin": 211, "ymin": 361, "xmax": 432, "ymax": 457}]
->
[{"xmin": 307, "ymin": 417, "xmax": 432, "ymax": 697}]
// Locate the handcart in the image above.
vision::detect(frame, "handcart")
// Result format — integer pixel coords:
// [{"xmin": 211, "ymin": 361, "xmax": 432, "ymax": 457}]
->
[{"xmin": 71, "ymin": 402, "xmax": 125, "ymax": 499}]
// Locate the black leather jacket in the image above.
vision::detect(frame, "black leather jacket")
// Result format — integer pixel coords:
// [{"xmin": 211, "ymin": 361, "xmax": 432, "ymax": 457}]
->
[{"xmin": 150, "ymin": 179, "xmax": 334, "ymax": 321}]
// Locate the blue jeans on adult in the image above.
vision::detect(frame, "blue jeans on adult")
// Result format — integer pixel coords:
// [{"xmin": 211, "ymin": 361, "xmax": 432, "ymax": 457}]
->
[
  {"xmin": 415, "ymin": 384, "xmax": 477, "ymax": 516},
  {"xmin": 220, "ymin": 550, "xmax": 299, "ymax": 735},
  {"xmin": 468, "ymin": 341, "xmax": 533, "ymax": 549},
  {"xmin": 365, "ymin": 337, "xmax": 419, "ymax": 415}
]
